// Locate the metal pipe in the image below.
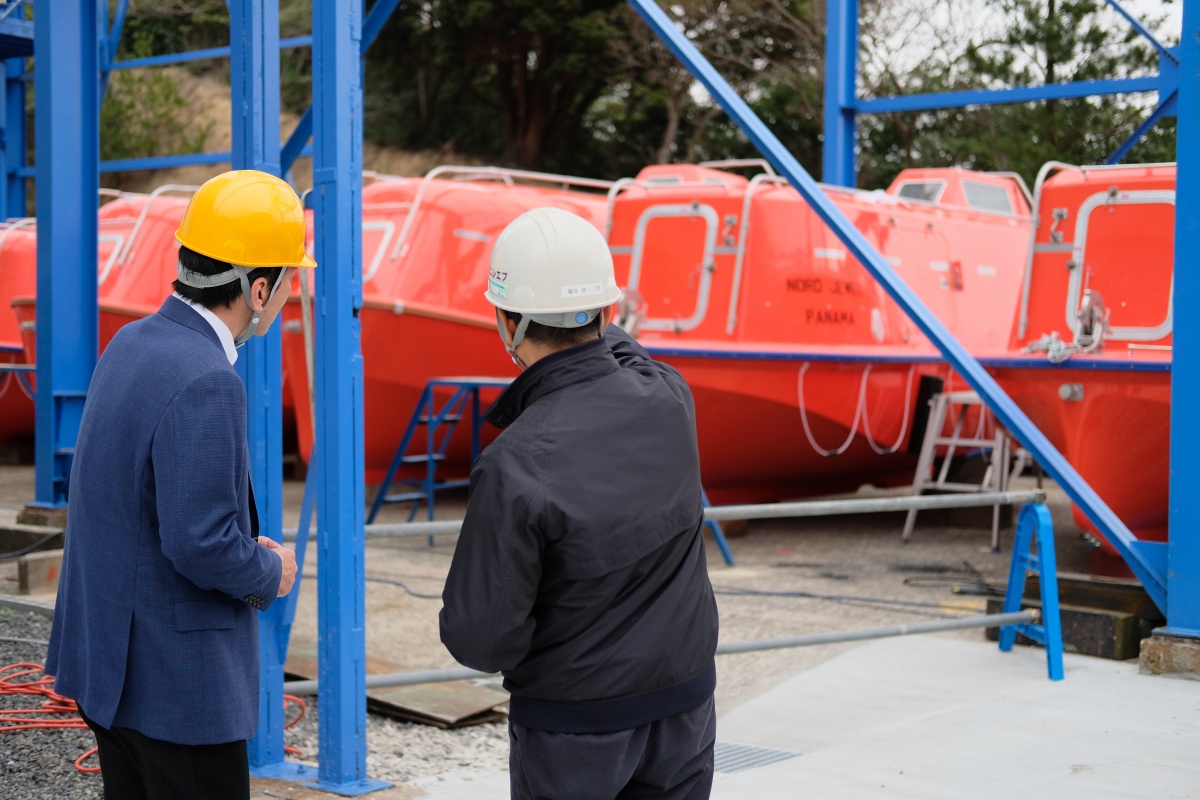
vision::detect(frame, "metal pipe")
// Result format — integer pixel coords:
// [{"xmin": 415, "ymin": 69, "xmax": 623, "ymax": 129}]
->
[
  {"xmin": 281, "ymin": 611, "xmax": 1037, "ymax": 696},
  {"xmin": 282, "ymin": 490, "xmax": 1044, "ymax": 542}
]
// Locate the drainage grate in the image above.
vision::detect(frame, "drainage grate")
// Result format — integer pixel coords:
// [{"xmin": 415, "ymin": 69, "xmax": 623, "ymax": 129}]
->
[{"xmin": 713, "ymin": 741, "xmax": 801, "ymax": 774}]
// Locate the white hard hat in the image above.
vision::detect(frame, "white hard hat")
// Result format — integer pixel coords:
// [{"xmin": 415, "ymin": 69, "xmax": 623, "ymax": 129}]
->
[
  {"xmin": 487, "ymin": 207, "xmax": 622, "ymax": 320},
  {"xmin": 487, "ymin": 207, "xmax": 621, "ymax": 365}
]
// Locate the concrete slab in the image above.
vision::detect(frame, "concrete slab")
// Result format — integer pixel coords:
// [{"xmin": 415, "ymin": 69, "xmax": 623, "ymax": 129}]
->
[
  {"xmin": 409, "ymin": 636, "xmax": 1200, "ymax": 800},
  {"xmin": 711, "ymin": 636, "xmax": 1200, "ymax": 799}
]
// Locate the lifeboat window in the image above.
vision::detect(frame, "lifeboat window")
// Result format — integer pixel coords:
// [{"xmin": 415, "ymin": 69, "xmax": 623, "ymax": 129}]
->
[
  {"xmin": 895, "ymin": 181, "xmax": 946, "ymax": 204},
  {"xmin": 962, "ymin": 180, "xmax": 1014, "ymax": 214}
]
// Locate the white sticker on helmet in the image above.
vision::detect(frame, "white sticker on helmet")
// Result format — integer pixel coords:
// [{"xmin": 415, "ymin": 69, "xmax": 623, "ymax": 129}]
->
[
  {"xmin": 562, "ymin": 282, "xmax": 603, "ymax": 299},
  {"xmin": 489, "ymin": 278, "xmax": 508, "ymax": 300}
]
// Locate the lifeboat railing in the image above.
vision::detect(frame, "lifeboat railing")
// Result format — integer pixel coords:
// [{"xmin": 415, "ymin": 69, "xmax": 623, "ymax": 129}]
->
[
  {"xmin": 699, "ymin": 158, "xmax": 778, "ymax": 176},
  {"xmin": 115, "ymin": 184, "xmax": 199, "ymax": 268},
  {"xmin": 726, "ymin": 172, "xmax": 787, "ymax": 334},
  {"xmin": 387, "ymin": 165, "xmax": 614, "ymax": 261}
]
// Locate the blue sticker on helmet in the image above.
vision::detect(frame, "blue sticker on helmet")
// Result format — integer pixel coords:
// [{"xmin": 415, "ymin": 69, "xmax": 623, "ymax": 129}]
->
[{"xmin": 575, "ymin": 311, "xmax": 588, "ymax": 324}]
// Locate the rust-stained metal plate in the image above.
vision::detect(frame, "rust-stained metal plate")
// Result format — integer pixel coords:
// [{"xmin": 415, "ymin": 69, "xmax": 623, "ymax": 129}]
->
[{"xmin": 285, "ymin": 640, "xmax": 508, "ymax": 729}]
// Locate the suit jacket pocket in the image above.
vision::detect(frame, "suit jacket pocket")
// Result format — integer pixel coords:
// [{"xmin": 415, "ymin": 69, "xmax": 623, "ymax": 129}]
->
[{"xmin": 174, "ymin": 597, "xmax": 237, "ymax": 632}]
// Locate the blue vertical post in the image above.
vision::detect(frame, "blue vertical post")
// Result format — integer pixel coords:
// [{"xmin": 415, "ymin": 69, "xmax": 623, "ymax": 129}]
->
[
  {"xmin": 1166, "ymin": 0, "xmax": 1200, "ymax": 638},
  {"xmin": 2, "ymin": 58, "xmax": 26, "ymax": 220},
  {"xmin": 229, "ymin": 0, "xmax": 299, "ymax": 778},
  {"xmin": 822, "ymin": 0, "xmax": 858, "ymax": 187},
  {"xmin": 312, "ymin": 0, "xmax": 386, "ymax": 792},
  {"xmin": 31, "ymin": 0, "xmax": 98, "ymax": 508}
]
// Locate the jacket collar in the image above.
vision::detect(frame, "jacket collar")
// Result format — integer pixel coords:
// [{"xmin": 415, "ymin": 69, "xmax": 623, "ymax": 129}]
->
[
  {"xmin": 487, "ymin": 337, "xmax": 618, "ymax": 429},
  {"xmin": 159, "ymin": 295, "xmax": 226, "ymax": 357}
]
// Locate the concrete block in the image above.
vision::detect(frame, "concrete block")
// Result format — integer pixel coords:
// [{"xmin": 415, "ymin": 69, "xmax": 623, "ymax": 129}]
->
[
  {"xmin": 1140, "ymin": 634, "xmax": 1200, "ymax": 680},
  {"xmin": 17, "ymin": 548, "xmax": 64, "ymax": 594},
  {"xmin": 0, "ymin": 522, "xmax": 64, "ymax": 557},
  {"xmin": 17, "ymin": 504, "xmax": 67, "ymax": 528}
]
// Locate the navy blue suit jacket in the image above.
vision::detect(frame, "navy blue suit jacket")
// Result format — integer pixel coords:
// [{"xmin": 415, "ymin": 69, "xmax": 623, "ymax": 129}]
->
[{"xmin": 45, "ymin": 297, "xmax": 282, "ymax": 745}]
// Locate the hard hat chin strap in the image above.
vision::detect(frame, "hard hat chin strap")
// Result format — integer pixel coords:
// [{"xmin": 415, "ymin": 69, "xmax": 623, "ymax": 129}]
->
[
  {"xmin": 234, "ymin": 266, "xmax": 289, "ymax": 348},
  {"xmin": 496, "ymin": 309, "xmax": 532, "ymax": 370},
  {"xmin": 174, "ymin": 260, "xmax": 287, "ymax": 348}
]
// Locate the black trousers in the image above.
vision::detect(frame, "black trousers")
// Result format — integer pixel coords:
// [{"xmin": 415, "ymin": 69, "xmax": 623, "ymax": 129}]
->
[
  {"xmin": 80, "ymin": 708, "xmax": 250, "ymax": 800},
  {"xmin": 509, "ymin": 696, "xmax": 716, "ymax": 800}
]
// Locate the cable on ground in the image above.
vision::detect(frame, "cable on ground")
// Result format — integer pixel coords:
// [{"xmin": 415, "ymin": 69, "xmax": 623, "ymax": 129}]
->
[
  {"xmin": 0, "ymin": 661, "xmax": 311, "ymax": 772},
  {"xmin": 0, "ymin": 530, "xmax": 63, "ymax": 560}
]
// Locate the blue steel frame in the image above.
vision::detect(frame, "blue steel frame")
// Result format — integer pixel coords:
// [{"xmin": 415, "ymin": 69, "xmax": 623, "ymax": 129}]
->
[
  {"xmin": 999, "ymin": 504, "xmax": 1064, "ymax": 681},
  {"xmin": 31, "ymin": 0, "xmax": 98, "ymax": 509},
  {"xmin": 311, "ymin": 0, "xmax": 388, "ymax": 791},
  {"xmin": 2, "ymin": 58, "xmax": 26, "ymax": 219},
  {"xmin": 822, "ymin": 0, "xmax": 1181, "ymax": 187},
  {"xmin": 815, "ymin": 0, "xmax": 1197, "ymax": 633},
  {"xmin": 627, "ymin": 0, "xmax": 1170, "ymax": 617},
  {"xmin": 25, "ymin": 0, "xmax": 398, "ymax": 787},
  {"xmin": 227, "ymin": 0, "xmax": 316, "ymax": 782},
  {"xmin": 1165, "ymin": 1, "xmax": 1200, "ymax": 639}
]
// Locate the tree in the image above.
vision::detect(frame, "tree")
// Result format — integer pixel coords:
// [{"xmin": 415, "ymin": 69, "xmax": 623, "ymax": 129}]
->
[{"xmin": 855, "ymin": 0, "xmax": 1177, "ymax": 187}]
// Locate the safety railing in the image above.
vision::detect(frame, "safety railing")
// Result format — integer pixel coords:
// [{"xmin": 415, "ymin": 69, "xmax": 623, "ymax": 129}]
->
[
  {"xmin": 115, "ymin": 184, "xmax": 199, "ymax": 267},
  {"xmin": 387, "ymin": 165, "xmax": 615, "ymax": 261}
]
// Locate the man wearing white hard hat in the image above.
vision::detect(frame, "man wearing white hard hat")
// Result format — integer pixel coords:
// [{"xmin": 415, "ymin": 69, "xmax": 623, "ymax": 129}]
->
[{"xmin": 440, "ymin": 207, "xmax": 719, "ymax": 799}]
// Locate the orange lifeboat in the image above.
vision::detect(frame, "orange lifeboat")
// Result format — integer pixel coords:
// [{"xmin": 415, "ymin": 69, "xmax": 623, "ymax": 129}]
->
[
  {"xmin": 12, "ymin": 187, "xmax": 192, "ymax": 362},
  {"xmin": 9, "ymin": 186, "xmax": 301, "ymax": 445},
  {"xmin": 983, "ymin": 163, "xmax": 1173, "ymax": 559},
  {"xmin": 281, "ymin": 167, "xmax": 612, "ymax": 484},
  {"xmin": 0, "ymin": 219, "xmax": 37, "ymax": 447},
  {"xmin": 606, "ymin": 163, "xmax": 1033, "ymax": 503}
]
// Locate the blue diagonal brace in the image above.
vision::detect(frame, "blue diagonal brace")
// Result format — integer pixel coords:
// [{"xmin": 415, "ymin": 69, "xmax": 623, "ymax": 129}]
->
[
  {"xmin": 281, "ymin": 0, "xmax": 400, "ymax": 175},
  {"xmin": 1106, "ymin": 89, "xmax": 1179, "ymax": 164},
  {"xmin": 626, "ymin": 0, "xmax": 1168, "ymax": 614},
  {"xmin": 1104, "ymin": 0, "xmax": 1178, "ymax": 65}
]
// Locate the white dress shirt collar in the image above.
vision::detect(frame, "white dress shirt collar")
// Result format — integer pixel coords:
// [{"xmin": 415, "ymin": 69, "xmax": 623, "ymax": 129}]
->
[{"xmin": 172, "ymin": 292, "xmax": 238, "ymax": 365}]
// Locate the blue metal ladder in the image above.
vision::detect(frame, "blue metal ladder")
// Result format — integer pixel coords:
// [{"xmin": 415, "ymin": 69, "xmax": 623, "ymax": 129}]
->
[
  {"xmin": 998, "ymin": 503, "xmax": 1065, "ymax": 680},
  {"xmin": 367, "ymin": 377, "xmax": 512, "ymax": 526}
]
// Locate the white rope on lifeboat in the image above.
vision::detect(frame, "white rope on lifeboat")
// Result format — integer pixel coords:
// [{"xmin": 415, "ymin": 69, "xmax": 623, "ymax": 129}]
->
[
  {"xmin": 796, "ymin": 361, "xmax": 865, "ymax": 457},
  {"xmin": 860, "ymin": 363, "xmax": 917, "ymax": 455}
]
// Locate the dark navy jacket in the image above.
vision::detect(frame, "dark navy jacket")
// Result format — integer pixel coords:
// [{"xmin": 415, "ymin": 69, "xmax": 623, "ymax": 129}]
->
[
  {"xmin": 440, "ymin": 325, "xmax": 719, "ymax": 734},
  {"xmin": 45, "ymin": 297, "xmax": 281, "ymax": 745}
]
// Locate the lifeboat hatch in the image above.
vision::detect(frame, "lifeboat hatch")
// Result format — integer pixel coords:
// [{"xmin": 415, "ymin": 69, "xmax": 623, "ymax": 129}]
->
[
  {"xmin": 1069, "ymin": 189, "xmax": 1175, "ymax": 343},
  {"xmin": 626, "ymin": 203, "xmax": 719, "ymax": 333}
]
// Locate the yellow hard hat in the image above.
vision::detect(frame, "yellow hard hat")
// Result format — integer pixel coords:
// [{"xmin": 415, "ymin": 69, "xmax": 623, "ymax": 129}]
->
[{"xmin": 175, "ymin": 170, "xmax": 317, "ymax": 268}]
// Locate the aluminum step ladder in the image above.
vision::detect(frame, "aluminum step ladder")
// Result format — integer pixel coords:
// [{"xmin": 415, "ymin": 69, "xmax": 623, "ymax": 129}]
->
[{"xmin": 902, "ymin": 390, "xmax": 1012, "ymax": 551}]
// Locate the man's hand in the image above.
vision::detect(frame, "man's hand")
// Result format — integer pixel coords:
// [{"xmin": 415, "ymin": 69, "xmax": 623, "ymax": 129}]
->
[{"xmin": 259, "ymin": 537, "xmax": 298, "ymax": 597}]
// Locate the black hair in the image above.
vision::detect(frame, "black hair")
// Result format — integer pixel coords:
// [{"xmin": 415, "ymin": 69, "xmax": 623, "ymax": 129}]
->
[
  {"xmin": 172, "ymin": 245, "xmax": 284, "ymax": 310},
  {"xmin": 505, "ymin": 310, "xmax": 601, "ymax": 349}
]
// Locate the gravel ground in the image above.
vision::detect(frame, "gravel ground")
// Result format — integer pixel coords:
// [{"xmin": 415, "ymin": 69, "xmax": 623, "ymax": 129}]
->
[{"xmin": 0, "ymin": 609, "xmax": 102, "ymax": 800}]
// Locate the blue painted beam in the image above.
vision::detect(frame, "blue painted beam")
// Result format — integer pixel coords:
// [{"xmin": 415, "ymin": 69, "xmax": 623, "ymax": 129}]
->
[
  {"xmin": 32, "ymin": 0, "xmax": 99, "ymax": 507},
  {"xmin": 281, "ymin": 0, "xmax": 401, "ymax": 175},
  {"xmin": 1165, "ymin": 0, "xmax": 1200, "ymax": 638},
  {"xmin": 312, "ymin": 0, "xmax": 387, "ymax": 792},
  {"xmin": 229, "ymin": 0, "xmax": 298, "ymax": 778},
  {"xmin": 98, "ymin": 0, "xmax": 129, "ymax": 98},
  {"xmin": 107, "ymin": 35, "xmax": 311, "ymax": 71},
  {"xmin": 626, "ymin": 0, "xmax": 1168, "ymax": 614},
  {"xmin": 1104, "ymin": 0, "xmax": 1178, "ymax": 65},
  {"xmin": 822, "ymin": 0, "xmax": 857, "ymax": 187},
  {"xmin": 1105, "ymin": 90, "xmax": 1178, "ymax": 164},
  {"xmin": 857, "ymin": 75, "xmax": 1162, "ymax": 114},
  {"xmin": 2, "ymin": 58, "xmax": 26, "ymax": 219}
]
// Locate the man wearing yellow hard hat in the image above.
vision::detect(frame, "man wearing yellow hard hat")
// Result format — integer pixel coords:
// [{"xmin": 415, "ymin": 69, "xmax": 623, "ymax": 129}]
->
[{"xmin": 45, "ymin": 170, "xmax": 314, "ymax": 800}]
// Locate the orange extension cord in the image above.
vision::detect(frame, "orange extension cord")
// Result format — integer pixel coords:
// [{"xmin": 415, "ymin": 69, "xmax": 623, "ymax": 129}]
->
[{"xmin": 0, "ymin": 662, "xmax": 308, "ymax": 774}]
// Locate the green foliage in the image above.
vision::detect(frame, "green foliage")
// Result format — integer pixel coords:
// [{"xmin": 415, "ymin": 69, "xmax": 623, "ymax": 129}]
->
[
  {"xmin": 99, "ymin": 33, "xmax": 212, "ymax": 163},
  {"xmin": 91, "ymin": 1, "xmax": 1180, "ymax": 186}
]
